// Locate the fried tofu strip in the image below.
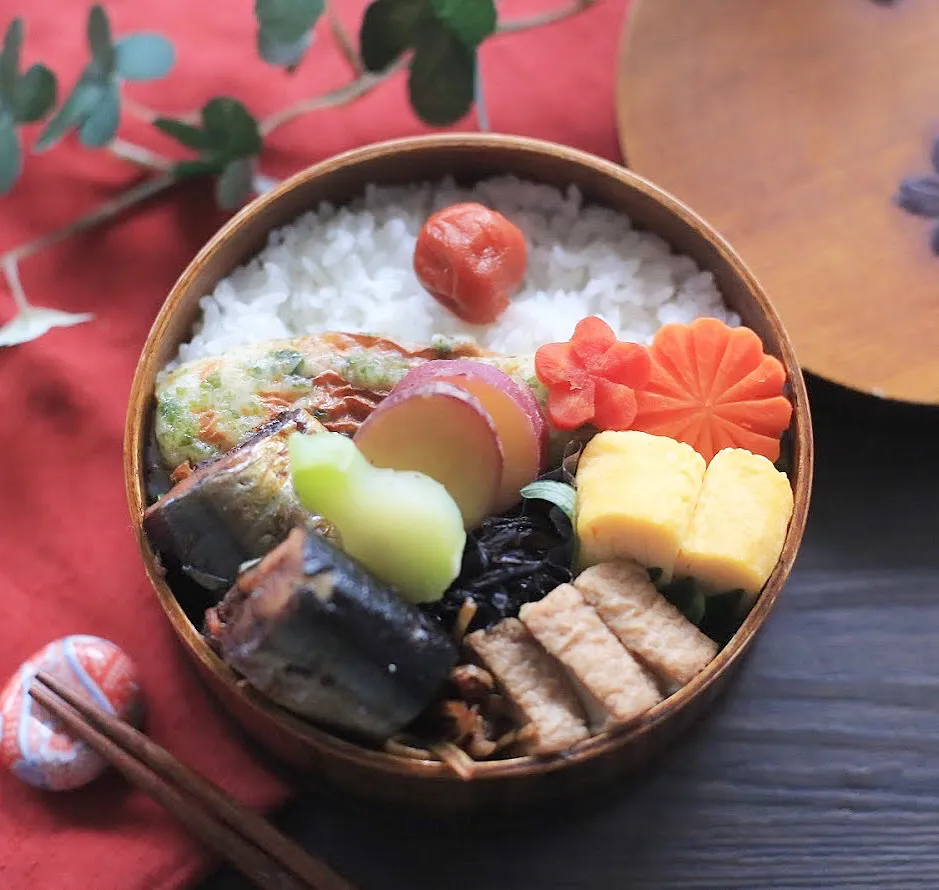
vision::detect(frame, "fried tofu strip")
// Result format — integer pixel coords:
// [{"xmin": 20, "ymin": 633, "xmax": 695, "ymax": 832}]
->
[
  {"xmin": 466, "ymin": 619, "xmax": 590, "ymax": 756},
  {"xmin": 519, "ymin": 584, "xmax": 662, "ymax": 729},
  {"xmin": 575, "ymin": 561, "xmax": 718, "ymax": 692}
]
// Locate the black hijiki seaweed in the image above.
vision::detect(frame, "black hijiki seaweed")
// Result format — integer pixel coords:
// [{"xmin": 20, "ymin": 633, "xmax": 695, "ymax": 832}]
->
[{"xmin": 421, "ymin": 455, "xmax": 579, "ymax": 636}]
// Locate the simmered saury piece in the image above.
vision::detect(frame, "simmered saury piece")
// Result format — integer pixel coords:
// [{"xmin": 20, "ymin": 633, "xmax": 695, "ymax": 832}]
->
[
  {"xmin": 519, "ymin": 584, "xmax": 663, "ymax": 730},
  {"xmin": 205, "ymin": 527, "xmax": 459, "ymax": 741},
  {"xmin": 154, "ymin": 331, "xmax": 544, "ymax": 470},
  {"xmin": 574, "ymin": 561, "xmax": 718, "ymax": 692},
  {"xmin": 144, "ymin": 409, "xmax": 327, "ymax": 592},
  {"xmin": 466, "ymin": 619, "xmax": 590, "ymax": 756}
]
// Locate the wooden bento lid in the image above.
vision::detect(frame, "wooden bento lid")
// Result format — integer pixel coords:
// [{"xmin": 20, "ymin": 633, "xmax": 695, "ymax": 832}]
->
[{"xmin": 618, "ymin": 0, "xmax": 939, "ymax": 405}]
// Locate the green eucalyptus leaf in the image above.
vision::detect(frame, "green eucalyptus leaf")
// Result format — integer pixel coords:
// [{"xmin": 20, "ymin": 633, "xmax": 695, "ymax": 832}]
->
[
  {"xmin": 87, "ymin": 5, "xmax": 116, "ymax": 77},
  {"xmin": 257, "ymin": 29, "xmax": 312, "ymax": 69},
  {"xmin": 201, "ymin": 97, "xmax": 261, "ymax": 158},
  {"xmin": 408, "ymin": 21, "xmax": 475, "ymax": 126},
  {"xmin": 0, "ymin": 113, "xmax": 22, "ymax": 193},
  {"xmin": 215, "ymin": 157, "xmax": 254, "ymax": 209},
  {"xmin": 34, "ymin": 77, "xmax": 105, "ymax": 151},
  {"xmin": 153, "ymin": 116, "xmax": 210, "ymax": 151},
  {"xmin": 430, "ymin": 0, "xmax": 496, "ymax": 49},
  {"xmin": 115, "ymin": 33, "xmax": 175, "ymax": 81},
  {"xmin": 360, "ymin": 0, "xmax": 429, "ymax": 72},
  {"xmin": 12, "ymin": 64, "xmax": 57, "ymax": 124},
  {"xmin": 78, "ymin": 80, "xmax": 119, "ymax": 147},
  {"xmin": 174, "ymin": 157, "xmax": 224, "ymax": 178},
  {"xmin": 255, "ymin": 0, "xmax": 324, "ymax": 43},
  {"xmin": 0, "ymin": 18, "xmax": 23, "ymax": 102}
]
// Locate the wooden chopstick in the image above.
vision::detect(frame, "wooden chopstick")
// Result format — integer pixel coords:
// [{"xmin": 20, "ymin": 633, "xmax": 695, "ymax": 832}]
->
[
  {"xmin": 33, "ymin": 670, "xmax": 352, "ymax": 890},
  {"xmin": 29, "ymin": 671, "xmax": 354, "ymax": 890},
  {"xmin": 27, "ymin": 679, "xmax": 304, "ymax": 890}
]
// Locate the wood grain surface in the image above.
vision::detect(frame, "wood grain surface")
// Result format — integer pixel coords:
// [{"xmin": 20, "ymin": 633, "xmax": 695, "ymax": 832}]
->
[
  {"xmin": 617, "ymin": 0, "xmax": 939, "ymax": 405},
  {"xmin": 200, "ymin": 379, "xmax": 939, "ymax": 890},
  {"xmin": 199, "ymin": 376, "xmax": 939, "ymax": 888}
]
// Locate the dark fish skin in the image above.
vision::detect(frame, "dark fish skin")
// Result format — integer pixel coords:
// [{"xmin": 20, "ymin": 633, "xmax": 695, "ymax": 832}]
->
[
  {"xmin": 205, "ymin": 527, "xmax": 459, "ymax": 742},
  {"xmin": 143, "ymin": 409, "xmax": 329, "ymax": 593}
]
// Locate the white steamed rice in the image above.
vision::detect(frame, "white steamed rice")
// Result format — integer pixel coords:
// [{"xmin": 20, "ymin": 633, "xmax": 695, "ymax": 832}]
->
[{"xmin": 173, "ymin": 175, "xmax": 739, "ymax": 366}]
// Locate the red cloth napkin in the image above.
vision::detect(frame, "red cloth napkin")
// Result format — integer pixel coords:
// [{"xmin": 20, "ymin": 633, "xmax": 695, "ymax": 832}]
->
[{"xmin": 0, "ymin": 1, "xmax": 627, "ymax": 887}]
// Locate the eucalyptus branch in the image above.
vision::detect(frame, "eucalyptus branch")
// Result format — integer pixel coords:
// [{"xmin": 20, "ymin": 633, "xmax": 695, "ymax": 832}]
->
[
  {"xmin": 0, "ymin": 0, "xmax": 602, "ymax": 346},
  {"xmin": 259, "ymin": 61, "xmax": 404, "ymax": 136},
  {"xmin": 261, "ymin": 0, "xmax": 595, "ymax": 136},
  {"xmin": 329, "ymin": 7, "xmax": 363, "ymax": 76},
  {"xmin": 0, "ymin": 253, "xmax": 95, "ymax": 346},
  {"xmin": 2, "ymin": 256, "xmax": 29, "ymax": 312},
  {"xmin": 4, "ymin": 171, "xmax": 177, "ymax": 265},
  {"xmin": 496, "ymin": 0, "xmax": 598, "ymax": 33},
  {"xmin": 124, "ymin": 96, "xmax": 199, "ymax": 127},
  {"xmin": 108, "ymin": 138, "xmax": 173, "ymax": 171},
  {"xmin": 121, "ymin": 97, "xmax": 158, "ymax": 123}
]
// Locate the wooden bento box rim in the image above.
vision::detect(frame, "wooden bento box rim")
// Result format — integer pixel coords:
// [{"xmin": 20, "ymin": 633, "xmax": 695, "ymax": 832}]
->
[{"xmin": 124, "ymin": 132, "xmax": 814, "ymax": 788}]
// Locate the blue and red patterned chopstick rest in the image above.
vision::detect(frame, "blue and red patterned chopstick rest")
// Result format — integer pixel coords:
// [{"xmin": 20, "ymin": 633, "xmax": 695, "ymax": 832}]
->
[{"xmin": 0, "ymin": 635, "xmax": 142, "ymax": 790}]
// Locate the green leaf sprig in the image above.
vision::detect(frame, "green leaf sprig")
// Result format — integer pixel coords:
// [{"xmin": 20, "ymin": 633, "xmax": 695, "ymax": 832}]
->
[
  {"xmin": 520, "ymin": 480, "xmax": 577, "ymax": 521},
  {"xmin": 360, "ymin": 0, "xmax": 496, "ymax": 125},
  {"xmin": 254, "ymin": 0, "xmax": 325, "ymax": 71},
  {"xmin": 0, "ymin": 0, "xmax": 597, "ymax": 348},
  {"xmin": 155, "ymin": 98, "xmax": 262, "ymax": 208},
  {"xmin": 0, "ymin": 19, "xmax": 56, "ymax": 192},
  {"xmin": 36, "ymin": 5, "xmax": 173, "ymax": 152}
]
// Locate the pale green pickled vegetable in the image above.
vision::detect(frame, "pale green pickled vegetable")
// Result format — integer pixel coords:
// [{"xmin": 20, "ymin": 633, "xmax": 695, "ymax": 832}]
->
[{"xmin": 288, "ymin": 432, "xmax": 466, "ymax": 603}]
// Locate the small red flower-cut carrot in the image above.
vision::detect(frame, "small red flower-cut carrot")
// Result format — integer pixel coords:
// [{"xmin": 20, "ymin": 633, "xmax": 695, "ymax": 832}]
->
[
  {"xmin": 592, "ymin": 379, "xmax": 639, "ymax": 431},
  {"xmin": 545, "ymin": 378, "xmax": 596, "ymax": 430},
  {"xmin": 533, "ymin": 342, "xmax": 577, "ymax": 386},
  {"xmin": 535, "ymin": 316, "xmax": 651, "ymax": 431},
  {"xmin": 631, "ymin": 317, "xmax": 793, "ymax": 462},
  {"xmin": 569, "ymin": 315, "xmax": 616, "ymax": 369}
]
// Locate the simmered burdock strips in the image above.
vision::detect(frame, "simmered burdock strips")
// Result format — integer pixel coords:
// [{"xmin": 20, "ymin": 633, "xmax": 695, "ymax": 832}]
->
[
  {"xmin": 205, "ymin": 527, "xmax": 459, "ymax": 742},
  {"xmin": 519, "ymin": 584, "xmax": 662, "ymax": 729},
  {"xmin": 575, "ymin": 561, "xmax": 718, "ymax": 692},
  {"xmin": 466, "ymin": 619, "xmax": 590, "ymax": 756},
  {"xmin": 144, "ymin": 409, "xmax": 326, "ymax": 592}
]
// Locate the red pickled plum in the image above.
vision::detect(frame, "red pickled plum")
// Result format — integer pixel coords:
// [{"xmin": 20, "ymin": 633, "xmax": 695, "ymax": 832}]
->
[{"xmin": 414, "ymin": 202, "xmax": 527, "ymax": 325}]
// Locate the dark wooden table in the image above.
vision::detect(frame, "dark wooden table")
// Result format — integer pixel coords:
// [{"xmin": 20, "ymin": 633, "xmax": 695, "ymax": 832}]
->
[{"xmin": 202, "ymin": 375, "xmax": 939, "ymax": 889}]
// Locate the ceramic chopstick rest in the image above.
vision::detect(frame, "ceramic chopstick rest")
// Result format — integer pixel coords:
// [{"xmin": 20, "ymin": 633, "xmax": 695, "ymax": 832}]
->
[{"xmin": 0, "ymin": 635, "xmax": 142, "ymax": 790}]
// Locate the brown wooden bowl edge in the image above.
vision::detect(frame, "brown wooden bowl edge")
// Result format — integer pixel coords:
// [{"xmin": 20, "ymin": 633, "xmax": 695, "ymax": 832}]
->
[{"xmin": 123, "ymin": 132, "xmax": 814, "ymax": 799}]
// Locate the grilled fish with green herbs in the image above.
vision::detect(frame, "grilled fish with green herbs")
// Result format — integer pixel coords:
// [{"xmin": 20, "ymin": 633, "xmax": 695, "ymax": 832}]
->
[
  {"xmin": 144, "ymin": 408, "xmax": 331, "ymax": 591},
  {"xmin": 154, "ymin": 332, "xmax": 549, "ymax": 470}
]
